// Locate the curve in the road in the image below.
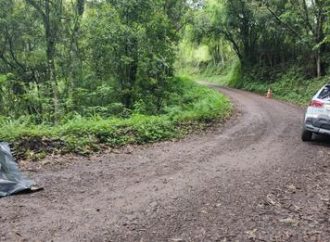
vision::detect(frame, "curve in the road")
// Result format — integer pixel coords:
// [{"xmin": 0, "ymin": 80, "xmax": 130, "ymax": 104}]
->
[{"xmin": 0, "ymin": 86, "xmax": 329, "ymax": 242}]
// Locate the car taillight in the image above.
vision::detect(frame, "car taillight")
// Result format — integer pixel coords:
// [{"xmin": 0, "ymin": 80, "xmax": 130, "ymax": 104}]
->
[{"xmin": 310, "ymin": 100, "xmax": 324, "ymax": 108}]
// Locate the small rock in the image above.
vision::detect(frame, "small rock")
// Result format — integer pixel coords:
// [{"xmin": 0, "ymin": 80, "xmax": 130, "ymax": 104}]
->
[
  {"xmin": 149, "ymin": 202, "xmax": 158, "ymax": 212},
  {"xmin": 125, "ymin": 145, "xmax": 134, "ymax": 154},
  {"xmin": 200, "ymin": 209, "xmax": 208, "ymax": 214},
  {"xmin": 41, "ymin": 160, "xmax": 50, "ymax": 166},
  {"xmin": 287, "ymin": 184, "xmax": 298, "ymax": 193},
  {"xmin": 170, "ymin": 238, "xmax": 185, "ymax": 242},
  {"xmin": 279, "ymin": 217, "xmax": 299, "ymax": 226},
  {"xmin": 266, "ymin": 194, "xmax": 280, "ymax": 207},
  {"xmin": 245, "ymin": 229, "xmax": 257, "ymax": 240}
]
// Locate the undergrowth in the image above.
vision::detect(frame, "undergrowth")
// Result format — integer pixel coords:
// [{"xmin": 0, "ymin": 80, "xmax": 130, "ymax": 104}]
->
[
  {"xmin": 194, "ymin": 62, "xmax": 329, "ymax": 106},
  {"xmin": 228, "ymin": 65, "xmax": 329, "ymax": 105},
  {"xmin": 0, "ymin": 77, "xmax": 232, "ymax": 160}
]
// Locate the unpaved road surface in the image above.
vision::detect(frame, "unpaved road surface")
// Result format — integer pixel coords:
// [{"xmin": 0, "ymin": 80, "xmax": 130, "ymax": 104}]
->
[{"xmin": 1, "ymin": 87, "xmax": 330, "ymax": 242}]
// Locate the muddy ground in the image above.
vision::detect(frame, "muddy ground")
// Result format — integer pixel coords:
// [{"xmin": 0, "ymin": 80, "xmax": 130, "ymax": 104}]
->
[{"xmin": 1, "ymin": 87, "xmax": 330, "ymax": 242}]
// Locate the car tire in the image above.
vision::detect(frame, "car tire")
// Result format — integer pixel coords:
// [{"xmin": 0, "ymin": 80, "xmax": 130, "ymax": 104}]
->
[{"xmin": 302, "ymin": 129, "xmax": 313, "ymax": 142}]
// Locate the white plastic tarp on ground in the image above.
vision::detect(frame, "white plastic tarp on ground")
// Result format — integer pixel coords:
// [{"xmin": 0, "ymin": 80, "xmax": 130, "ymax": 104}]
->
[{"xmin": 0, "ymin": 142, "xmax": 35, "ymax": 198}]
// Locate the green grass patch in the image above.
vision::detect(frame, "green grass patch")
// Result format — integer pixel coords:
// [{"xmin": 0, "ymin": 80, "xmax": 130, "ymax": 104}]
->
[
  {"xmin": 178, "ymin": 58, "xmax": 241, "ymax": 88},
  {"xmin": 201, "ymin": 63, "xmax": 329, "ymax": 106},
  {"xmin": 228, "ymin": 66, "xmax": 329, "ymax": 106},
  {"xmin": 0, "ymin": 77, "xmax": 232, "ymax": 160}
]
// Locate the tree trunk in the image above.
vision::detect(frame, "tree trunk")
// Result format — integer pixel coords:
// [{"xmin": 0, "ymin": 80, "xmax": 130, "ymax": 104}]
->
[
  {"xmin": 67, "ymin": 0, "xmax": 85, "ymax": 112},
  {"xmin": 45, "ymin": 0, "xmax": 60, "ymax": 122},
  {"xmin": 26, "ymin": 0, "xmax": 61, "ymax": 122},
  {"xmin": 314, "ymin": 0, "xmax": 325, "ymax": 77},
  {"xmin": 316, "ymin": 50, "xmax": 322, "ymax": 78}
]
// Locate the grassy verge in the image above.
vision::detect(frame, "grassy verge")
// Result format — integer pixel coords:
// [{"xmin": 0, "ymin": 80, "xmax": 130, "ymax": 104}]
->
[
  {"xmin": 178, "ymin": 61, "xmax": 234, "ymax": 85},
  {"xmin": 1, "ymin": 77, "xmax": 232, "ymax": 160},
  {"xmin": 233, "ymin": 76, "xmax": 329, "ymax": 106},
  {"xmin": 229, "ymin": 66, "xmax": 329, "ymax": 106},
  {"xmin": 195, "ymin": 62, "xmax": 329, "ymax": 106}
]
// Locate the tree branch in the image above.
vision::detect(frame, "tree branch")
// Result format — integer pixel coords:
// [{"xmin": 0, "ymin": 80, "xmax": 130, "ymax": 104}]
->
[
  {"xmin": 7, "ymin": 34, "xmax": 26, "ymax": 71},
  {"xmin": 220, "ymin": 26, "xmax": 242, "ymax": 60},
  {"xmin": 302, "ymin": 0, "xmax": 315, "ymax": 34},
  {"xmin": 265, "ymin": 4, "xmax": 302, "ymax": 40},
  {"xmin": 25, "ymin": 0, "xmax": 46, "ymax": 19},
  {"xmin": 0, "ymin": 52, "xmax": 15, "ymax": 69}
]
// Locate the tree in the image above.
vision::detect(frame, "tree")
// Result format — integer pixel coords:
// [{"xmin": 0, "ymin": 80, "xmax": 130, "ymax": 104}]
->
[
  {"xmin": 26, "ymin": 0, "xmax": 63, "ymax": 122},
  {"xmin": 264, "ymin": 0, "xmax": 330, "ymax": 77}
]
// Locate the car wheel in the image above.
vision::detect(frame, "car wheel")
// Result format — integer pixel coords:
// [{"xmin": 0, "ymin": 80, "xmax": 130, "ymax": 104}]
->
[{"xmin": 302, "ymin": 129, "xmax": 313, "ymax": 142}]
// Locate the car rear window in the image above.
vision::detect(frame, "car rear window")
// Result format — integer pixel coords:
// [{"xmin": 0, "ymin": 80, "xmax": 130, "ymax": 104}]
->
[{"xmin": 318, "ymin": 85, "xmax": 330, "ymax": 99}]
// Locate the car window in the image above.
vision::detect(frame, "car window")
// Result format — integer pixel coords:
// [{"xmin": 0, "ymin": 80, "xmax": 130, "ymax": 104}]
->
[{"xmin": 318, "ymin": 85, "xmax": 330, "ymax": 99}]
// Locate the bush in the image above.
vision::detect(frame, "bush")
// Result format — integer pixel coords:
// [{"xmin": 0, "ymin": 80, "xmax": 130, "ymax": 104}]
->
[
  {"xmin": 227, "ymin": 65, "xmax": 329, "ymax": 105},
  {"xmin": 0, "ymin": 77, "xmax": 232, "ymax": 160},
  {"xmin": 227, "ymin": 60, "xmax": 242, "ymax": 87}
]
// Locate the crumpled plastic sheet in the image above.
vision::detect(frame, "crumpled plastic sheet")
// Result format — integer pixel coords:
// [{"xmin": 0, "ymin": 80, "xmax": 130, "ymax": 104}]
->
[{"xmin": 0, "ymin": 142, "xmax": 35, "ymax": 198}]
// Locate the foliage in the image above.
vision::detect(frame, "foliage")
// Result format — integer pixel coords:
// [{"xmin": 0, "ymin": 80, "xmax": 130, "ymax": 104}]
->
[
  {"xmin": 176, "ymin": 0, "xmax": 330, "ymax": 110},
  {"xmin": 0, "ymin": 1, "xmax": 233, "ymax": 160},
  {"xmin": 0, "ymin": 0, "xmax": 195, "ymax": 123},
  {"xmin": 178, "ymin": 0, "xmax": 330, "ymax": 82},
  {"xmin": 0, "ymin": 78, "xmax": 232, "ymax": 160},
  {"xmin": 227, "ymin": 65, "xmax": 329, "ymax": 105}
]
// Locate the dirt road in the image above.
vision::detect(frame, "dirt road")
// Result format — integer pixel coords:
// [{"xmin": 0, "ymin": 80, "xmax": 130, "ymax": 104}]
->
[{"xmin": 1, "ymin": 87, "xmax": 330, "ymax": 242}]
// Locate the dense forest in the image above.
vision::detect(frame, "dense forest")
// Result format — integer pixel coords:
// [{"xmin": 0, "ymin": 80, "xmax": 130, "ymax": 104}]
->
[
  {"xmin": 1, "ymin": 0, "xmax": 330, "ymax": 157},
  {"xmin": 0, "ymin": 0, "xmax": 201, "ymax": 123},
  {"xmin": 193, "ymin": 0, "xmax": 330, "ymax": 76},
  {"xmin": 0, "ymin": 0, "xmax": 231, "ymax": 158},
  {"xmin": 179, "ymin": 0, "xmax": 330, "ymax": 103}
]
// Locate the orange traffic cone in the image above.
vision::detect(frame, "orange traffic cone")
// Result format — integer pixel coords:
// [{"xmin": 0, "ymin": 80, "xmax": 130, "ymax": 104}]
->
[{"xmin": 266, "ymin": 88, "xmax": 272, "ymax": 99}]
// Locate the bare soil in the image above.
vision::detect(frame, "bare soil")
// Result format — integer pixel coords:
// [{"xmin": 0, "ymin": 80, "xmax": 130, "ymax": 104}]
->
[{"xmin": 1, "ymin": 87, "xmax": 330, "ymax": 242}]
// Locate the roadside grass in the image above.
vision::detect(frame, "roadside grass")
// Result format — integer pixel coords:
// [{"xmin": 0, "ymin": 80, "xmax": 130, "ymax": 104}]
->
[
  {"xmin": 0, "ymin": 77, "xmax": 232, "ymax": 160},
  {"xmin": 179, "ymin": 62, "xmax": 235, "ymax": 86},
  {"xmin": 195, "ymin": 63, "xmax": 329, "ymax": 106},
  {"xmin": 230, "ymin": 67, "xmax": 329, "ymax": 106},
  {"xmin": 235, "ymin": 76, "xmax": 329, "ymax": 106}
]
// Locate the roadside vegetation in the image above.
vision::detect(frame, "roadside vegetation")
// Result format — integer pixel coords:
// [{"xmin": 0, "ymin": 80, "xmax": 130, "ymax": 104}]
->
[
  {"xmin": 0, "ymin": 1, "xmax": 232, "ymax": 160},
  {"xmin": 4, "ymin": 0, "xmax": 330, "ymax": 159},
  {"xmin": 1, "ymin": 78, "xmax": 231, "ymax": 159},
  {"xmin": 177, "ymin": 0, "xmax": 330, "ymax": 106},
  {"xmin": 227, "ymin": 64, "xmax": 330, "ymax": 105}
]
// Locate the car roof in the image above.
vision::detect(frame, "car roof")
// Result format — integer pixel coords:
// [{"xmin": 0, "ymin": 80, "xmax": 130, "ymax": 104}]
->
[
  {"xmin": 315, "ymin": 84, "xmax": 330, "ymax": 98},
  {"xmin": 323, "ymin": 84, "xmax": 330, "ymax": 88}
]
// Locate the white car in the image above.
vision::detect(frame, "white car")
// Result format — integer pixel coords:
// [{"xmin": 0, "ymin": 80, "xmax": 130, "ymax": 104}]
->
[{"xmin": 302, "ymin": 84, "xmax": 330, "ymax": 141}]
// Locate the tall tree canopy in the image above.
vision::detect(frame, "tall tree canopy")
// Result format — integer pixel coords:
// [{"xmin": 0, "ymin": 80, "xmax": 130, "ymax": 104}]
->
[
  {"xmin": 0, "ymin": 0, "xmax": 195, "ymax": 122},
  {"xmin": 187, "ymin": 0, "xmax": 330, "ymax": 78},
  {"xmin": 2, "ymin": 0, "xmax": 330, "ymax": 124}
]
